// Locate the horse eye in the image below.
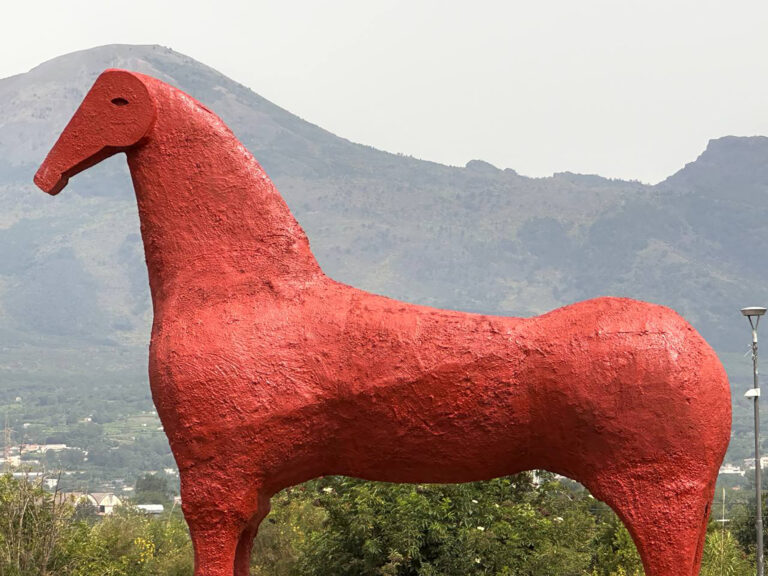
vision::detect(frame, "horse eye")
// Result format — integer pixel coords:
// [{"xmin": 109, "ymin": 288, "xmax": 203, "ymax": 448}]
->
[{"xmin": 111, "ymin": 97, "xmax": 129, "ymax": 106}]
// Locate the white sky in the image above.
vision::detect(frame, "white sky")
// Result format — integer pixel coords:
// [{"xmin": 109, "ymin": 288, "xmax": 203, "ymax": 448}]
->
[{"xmin": 3, "ymin": 0, "xmax": 768, "ymax": 183}]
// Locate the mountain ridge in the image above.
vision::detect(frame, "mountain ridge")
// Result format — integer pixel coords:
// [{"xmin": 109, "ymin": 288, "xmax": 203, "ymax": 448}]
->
[{"xmin": 1, "ymin": 44, "xmax": 767, "ymax": 360}]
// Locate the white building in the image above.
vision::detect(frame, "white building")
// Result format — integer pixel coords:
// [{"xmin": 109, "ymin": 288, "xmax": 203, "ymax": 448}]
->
[
  {"xmin": 136, "ymin": 504, "xmax": 164, "ymax": 515},
  {"xmin": 719, "ymin": 464, "xmax": 745, "ymax": 475},
  {"xmin": 59, "ymin": 492, "xmax": 123, "ymax": 515},
  {"xmin": 88, "ymin": 493, "xmax": 123, "ymax": 515},
  {"xmin": 743, "ymin": 456, "xmax": 768, "ymax": 470}
]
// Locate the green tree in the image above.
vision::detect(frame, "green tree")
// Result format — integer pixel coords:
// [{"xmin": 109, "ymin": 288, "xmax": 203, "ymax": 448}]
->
[
  {"xmin": 134, "ymin": 474, "xmax": 171, "ymax": 505},
  {"xmin": 294, "ymin": 474, "xmax": 596, "ymax": 576},
  {"xmin": 700, "ymin": 525, "xmax": 753, "ymax": 576},
  {"xmin": 590, "ymin": 505, "xmax": 643, "ymax": 576},
  {"xmin": 5, "ymin": 470, "xmax": 750, "ymax": 576},
  {"xmin": 730, "ymin": 488, "xmax": 767, "ymax": 558},
  {"xmin": 251, "ymin": 486, "xmax": 327, "ymax": 575},
  {"xmin": 58, "ymin": 506, "xmax": 193, "ymax": 576},
  {"xmin": 0, "ymin": 473, "xmax": 74, "ymax": 576}
]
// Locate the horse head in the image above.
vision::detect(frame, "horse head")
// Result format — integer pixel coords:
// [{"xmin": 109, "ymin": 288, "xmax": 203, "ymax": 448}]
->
[{"xmin": 34, "ymin": 69, "xmax": 155, "ymax": 195}]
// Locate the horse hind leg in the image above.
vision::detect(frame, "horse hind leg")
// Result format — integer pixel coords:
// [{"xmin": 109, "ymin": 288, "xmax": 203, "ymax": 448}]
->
[
  {"xmin": 188, "ymin": 519, "xmax": 241, "ymax": 576},
  {"xmin": 588, "ymin": 464, "xmax": 715, "ymax": 576},
  {"xmin": 233, "ymin": 523, "xmax": 258, "ymax": 576},
  {"xmin": 234, "ymin": 499, "xmax": 272, "ymax": 576},
  {"xmin": 186, "ymin": 497, "xmax": 271, "ymax": 576}
]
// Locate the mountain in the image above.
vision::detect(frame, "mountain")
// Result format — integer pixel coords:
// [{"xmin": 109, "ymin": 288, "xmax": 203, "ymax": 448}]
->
[
  {"xmin": 3, "ymin": 45, "xmax": 765, "ymax": 352},
  {"xmin": 1, "ymin": 45, "xmax": 766, "ymax": 468}
]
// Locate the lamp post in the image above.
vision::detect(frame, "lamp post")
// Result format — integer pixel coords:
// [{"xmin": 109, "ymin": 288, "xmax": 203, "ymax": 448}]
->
[{"xmin": 743, "ymin": 306, "xmax": 767, "ymax": 576}]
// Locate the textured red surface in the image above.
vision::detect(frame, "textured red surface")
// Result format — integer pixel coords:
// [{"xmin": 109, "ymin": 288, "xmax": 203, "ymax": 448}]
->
[{"xmin": 35, "ymin": 70, "xmax": 731, "ymax": 576}]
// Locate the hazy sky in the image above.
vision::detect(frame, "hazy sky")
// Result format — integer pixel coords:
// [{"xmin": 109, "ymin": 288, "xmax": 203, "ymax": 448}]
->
[{"xmin": 3, "ymin": 1, "xmax": 768, "ymax": 183}]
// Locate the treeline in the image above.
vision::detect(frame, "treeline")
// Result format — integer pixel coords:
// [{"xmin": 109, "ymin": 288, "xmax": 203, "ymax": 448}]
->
[{"xmin": 0, "ymin": 472, "xmax": 755, "ymax": 575}]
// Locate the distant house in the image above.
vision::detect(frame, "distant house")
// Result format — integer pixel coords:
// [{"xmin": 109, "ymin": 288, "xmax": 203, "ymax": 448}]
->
[
  {"xmin": 719, "ymin": 464, "xmax": 745, "ymax": 475},
  {"xmin": 136, "ymin": 504, "xmax": 164, "ymax": 515},
  {"xmin": 11, "ymin": 471, "xmax": 42, "ymax": 479},
  {"xmin": 743, "ymin": 457, "xmax": 768, "ymax": 470},
  {"xmin": 58, "ymin": 492, "xmax": 123, "ymax": 515},
  {"xmin": 20, "ymin": 443, "xmax": 68, "ymax": 454},
  {"xmin": 88, "ymin": 493, "xmax": 123, "ymax": 515},
  {"xmin": 55, "ymin": 491, "xmax": 86, "ymax": 507},
  {"xmin": 0, "ymin": 455, "xmax": 21, "ymax": 467}
]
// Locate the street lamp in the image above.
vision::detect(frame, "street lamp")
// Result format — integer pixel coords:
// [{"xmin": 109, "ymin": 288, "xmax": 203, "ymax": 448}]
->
[{"xmin": 743, "ymin": 306, "xmax": 767, "ymax": 576}]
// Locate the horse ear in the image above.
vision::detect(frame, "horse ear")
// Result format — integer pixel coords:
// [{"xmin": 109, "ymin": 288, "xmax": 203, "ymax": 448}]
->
[{"xmin": 94, "ymin": 69, "xmax": 156, "ymax": 147}]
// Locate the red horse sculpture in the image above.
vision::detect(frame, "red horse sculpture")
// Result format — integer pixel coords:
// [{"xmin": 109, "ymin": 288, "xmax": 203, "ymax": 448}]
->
[{"xmin": 35, "ymin": 69, "xmax": 730, "ymax": 576}]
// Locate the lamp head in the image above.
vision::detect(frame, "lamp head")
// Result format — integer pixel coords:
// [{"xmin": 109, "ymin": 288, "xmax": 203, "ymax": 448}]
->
[{"xmin": 742, "ymin": 307, "xmax": 767, "ymax": 318}]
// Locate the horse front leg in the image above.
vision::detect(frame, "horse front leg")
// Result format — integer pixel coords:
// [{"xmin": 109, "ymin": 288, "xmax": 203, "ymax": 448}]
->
[
  {"xmin": 179, "ymin": 464, "xmax": 270, "ymax": 576},
  {"xmin": 234, "ymin": 497, "xmax": 272, "ymax": 576}
]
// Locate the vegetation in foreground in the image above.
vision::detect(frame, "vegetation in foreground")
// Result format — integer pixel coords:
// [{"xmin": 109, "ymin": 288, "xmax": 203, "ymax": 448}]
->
[{"xmin": 0, "ymin": 472, "xmax": 755, "ymax": 576}]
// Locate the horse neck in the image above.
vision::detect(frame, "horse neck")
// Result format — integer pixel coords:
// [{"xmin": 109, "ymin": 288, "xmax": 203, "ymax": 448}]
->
[{"xmin": 126, "ymin": 90, "xmax": 322, "ymax": 308}]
